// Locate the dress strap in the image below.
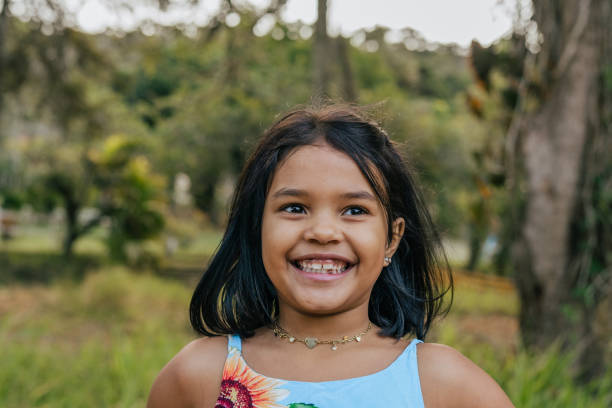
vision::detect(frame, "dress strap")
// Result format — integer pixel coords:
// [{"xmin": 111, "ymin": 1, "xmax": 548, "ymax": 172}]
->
[
  {"xmin": 407, "ymin": 338, "xmax": 425, "ymax": 407},
  {"xmin": 408, "ymin": 338, "xmax": 423, "ymax": 350},
  {"xmin": 227, "ymin": 334, "xmax": 242, "ymax": 352}
]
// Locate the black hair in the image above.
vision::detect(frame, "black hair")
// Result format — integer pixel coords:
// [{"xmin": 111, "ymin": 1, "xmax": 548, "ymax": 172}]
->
[{"xmin": 190, "ymin": 104, "xmax": 452, "ymax": 340}]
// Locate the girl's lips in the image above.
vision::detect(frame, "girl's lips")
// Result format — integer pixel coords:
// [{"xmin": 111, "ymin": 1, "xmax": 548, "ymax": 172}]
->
[
  {"xmin": 291, "ymin": 253, "xmax": 355, "ymax": 265},
  {"xmin": 290, "ymin": 261, "xmax": 354, "ymax": 281}
]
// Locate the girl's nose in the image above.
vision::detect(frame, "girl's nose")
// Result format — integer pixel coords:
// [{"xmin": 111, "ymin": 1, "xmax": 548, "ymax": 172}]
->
[{"xmin": 303, "ymin": 216, "xmax": 342, "ymax": 244}]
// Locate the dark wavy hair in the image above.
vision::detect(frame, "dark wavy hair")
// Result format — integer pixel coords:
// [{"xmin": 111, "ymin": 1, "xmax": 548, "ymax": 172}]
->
[{"xmin": 190, "ymin": 104, "xmax": 452, "ymax": 340}]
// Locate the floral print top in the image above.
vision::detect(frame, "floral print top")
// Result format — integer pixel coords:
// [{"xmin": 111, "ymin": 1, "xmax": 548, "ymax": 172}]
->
[{"xmin": 215, "ymin": 335, "xmax": 424, "ymax": 408}]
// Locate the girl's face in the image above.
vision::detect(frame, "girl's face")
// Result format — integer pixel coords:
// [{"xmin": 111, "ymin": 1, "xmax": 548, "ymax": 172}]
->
[{"xmin": 261, "ymin": 143, "xmax": 404, "ymax": 317}]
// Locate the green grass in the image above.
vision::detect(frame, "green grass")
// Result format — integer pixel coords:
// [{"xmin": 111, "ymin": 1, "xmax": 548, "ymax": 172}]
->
[
  {"xmin": 0, "ymin": 225, "xmax": 107, "ymax": 255},
  {"xmin": 0, "ymin": 267, "xmax": 610, "ymax": 407},
  {"xmin": 0, "ymin": 268, "xmax": 195, "ymax": 407},
  {"xmin": 431, "ymin": 272, "xmax": 612, "ymax": 407},
  {"xmin": 451, "ymin": 273, "xmax": 519, "ymax": 316},
  {"xmin": 0, "ymin": 330, "xmax": 189, "ymax": 407},
  {"xmin": 0, "ymin": 251, "xmax": 103, "ymax": 284},
  {"xmin": 1, "ymin": 221, "xmax": 223, "ymax": 261},
  {"xmin": 172, "ymin": 228, "xmax": 223, "ymax": 259},
  {"xmin": 433, "ymin": 323, "xmax": 612, "ymax": 407},
  {"xmin": 0, "ymin": 223, "xmax": 224, "ymax": 284}
]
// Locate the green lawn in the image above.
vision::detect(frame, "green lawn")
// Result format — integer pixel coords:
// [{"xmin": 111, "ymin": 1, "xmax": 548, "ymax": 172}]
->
[
  {"xmin": 0, "ymin": 268, "xmax": 194, "ymax": 407},
  {"xmin": 0, "ymin": 221, "xmax": 223, "ymax": 284}
]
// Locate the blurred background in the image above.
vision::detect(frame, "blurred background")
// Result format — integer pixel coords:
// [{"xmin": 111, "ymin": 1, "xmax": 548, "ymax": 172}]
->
[{"xmin": 0, "ymin": 0, "xmax": 610, "ymax": 406}]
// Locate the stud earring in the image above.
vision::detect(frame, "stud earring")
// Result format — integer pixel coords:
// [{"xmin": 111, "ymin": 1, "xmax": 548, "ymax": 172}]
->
[{"xmin": 384, "ymin": 256, "xmax": 392, "ymax": 265}]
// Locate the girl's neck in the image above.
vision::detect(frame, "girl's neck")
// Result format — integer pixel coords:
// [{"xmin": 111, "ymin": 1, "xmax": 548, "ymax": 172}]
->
[{"xmin": 275, "ymin": 304, "xmax": 371, "ymax": 339}]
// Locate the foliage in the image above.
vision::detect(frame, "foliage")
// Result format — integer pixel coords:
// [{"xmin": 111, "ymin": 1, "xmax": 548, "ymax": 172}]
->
[
  {"xmin": 439, "ymin": 324, "xmax": 612, "ymax": 407},
  {"xmin": 1, "ymin": 5, "xmax": 498, "ymax": 249},
  {"xmin": 0, "ymin": 154, "xmax": 26, "ymax": 210},
  {"xmin": 87, "ymin": 134, "xmax": 166, "ymax": 261},
  {"xmin": 434, "ymin": 274, "xmax": 612, "ymax": 407},
  {"xmin": 17, "ymin": 133, "xmax": 166, "ymax": 259},
  {"xmin": 0, "ymin": 268, "xmax": 193, "ymax": 407}
]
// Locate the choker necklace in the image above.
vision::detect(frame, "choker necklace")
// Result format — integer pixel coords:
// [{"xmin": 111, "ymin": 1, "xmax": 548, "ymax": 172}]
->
[{"xmin": 272, "ymin": 321, "xmax": 372, "ymax": 351}]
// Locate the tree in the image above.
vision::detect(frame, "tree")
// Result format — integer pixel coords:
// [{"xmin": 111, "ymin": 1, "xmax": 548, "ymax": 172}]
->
[
  {"xmin": 336, "ymin": 35, "xmax": 357, "ymax": 101},
  {"xmin": 312, "ymin": 0, "xmax": 358, "ymax": 101},
  {"xmin": 0, "ymin": 3, "xmax": 8, "ymax": 138},
  {"xmin": 508, "ymin": 0, "xmax": 611, "ymax": 378},
  {"xmin": 31, "ymin": 134, "xmax": 165, "ymax": 258},
  {"xmin": 88, "ymin": 135, "xmax": 165, "ymax": 261},
  {"xmin": 463, "ymin": 36, "xmax": 527, "ymax": 273},
  {"xmin": 0, "ymin": 11, "xmax": 164, "ymax": 258},
  {"xmin": 313, "ymin": 0, "xmax": 331, "ymax": 97}
]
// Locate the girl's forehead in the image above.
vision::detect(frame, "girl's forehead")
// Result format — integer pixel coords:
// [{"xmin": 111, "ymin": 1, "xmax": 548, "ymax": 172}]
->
[
  {"xmin": 281, "ymin": 143, "xmax": 350, "ymax": 166},
  {"xmin": 273, "ymin": 144, "xmax": 363, "ymax": 183},
  {"xmin": 268, "ymin": 143, "xmax": 388, "ymax": 202}
]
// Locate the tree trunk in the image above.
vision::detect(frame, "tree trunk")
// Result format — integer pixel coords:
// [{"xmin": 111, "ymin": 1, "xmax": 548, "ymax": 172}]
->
[
  {"xmin": 0, "ymin": 2, "xmax": 8, "ymax": 141},
  {"xmin": 313, "ymin": 0, "xmax": 330, "ymax": 97},
  {"xmin": 466, "ymin": 227, "xmax": 486, "ymax": 271},
  {"xmin": 62, "ymin": 192, "xmax": 80, "ymax": 258},
  {"xmin": 511, "ymin": 0, "xmax": 610, "ymax": 378},
  {"xmin": 336, "ymin": 36, "xmax": 357, "ymax": 101},
  {"xmin": 517, "ymin": 39, "xmax": 599, "ymax": 342}
]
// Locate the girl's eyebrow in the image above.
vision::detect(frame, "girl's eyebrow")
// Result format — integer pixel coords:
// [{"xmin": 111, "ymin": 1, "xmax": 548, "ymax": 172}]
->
[
  {"xmin": 271, "ymin": 187, "xmax": 307, "ymax": 199},
  {"xmin": 340, "ymin": 191, "xmax": 377, "ymax": 202},
  {"xmin": 271, "ymin": 188, "xmax": 377, "ymax": 202}
]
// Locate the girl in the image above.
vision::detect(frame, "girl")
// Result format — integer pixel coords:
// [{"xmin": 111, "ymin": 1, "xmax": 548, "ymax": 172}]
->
[{"xmin": 147, "ymin": 105, "xmax": 514, "ymax": 407}]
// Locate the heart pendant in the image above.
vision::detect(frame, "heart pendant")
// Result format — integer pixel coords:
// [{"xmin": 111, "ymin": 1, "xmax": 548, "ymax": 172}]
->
[{"xmin": 304, "ymin": 337, "xmax": 318, "ymax": 349}]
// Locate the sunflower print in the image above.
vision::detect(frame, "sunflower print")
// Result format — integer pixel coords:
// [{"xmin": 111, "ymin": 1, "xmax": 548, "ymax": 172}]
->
[{"xmin": 216, "ymin": 347, "xmax": 290, "ymax": 408}]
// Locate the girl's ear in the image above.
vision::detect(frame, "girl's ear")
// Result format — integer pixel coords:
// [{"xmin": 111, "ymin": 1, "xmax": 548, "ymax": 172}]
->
[{"xmin": 385, "ymin": 217, "xmax": 405, "ymax": 259}]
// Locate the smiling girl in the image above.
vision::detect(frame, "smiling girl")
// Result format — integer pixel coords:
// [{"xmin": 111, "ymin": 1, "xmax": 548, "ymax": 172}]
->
[{"xmin": 147, "ymin": 105, "xmax": 514, "ymax": 407}]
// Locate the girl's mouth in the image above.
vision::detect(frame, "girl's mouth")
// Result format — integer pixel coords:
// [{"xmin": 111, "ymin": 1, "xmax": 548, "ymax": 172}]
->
[{"xmin": 291, "ymin": 259, "xmax": 351, "ymax": 275}]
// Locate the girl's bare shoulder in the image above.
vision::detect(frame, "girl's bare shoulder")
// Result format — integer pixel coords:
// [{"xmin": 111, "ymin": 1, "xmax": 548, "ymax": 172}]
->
[
  {"xmin": 417, "ymin": 342, "xmax": 514, "ymax": 408},
  {"xmin": 146, "ymin": 336, "xmax": 228, "ymax": 408}
]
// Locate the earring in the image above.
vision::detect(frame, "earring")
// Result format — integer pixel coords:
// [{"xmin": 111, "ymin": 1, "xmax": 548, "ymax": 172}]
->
[{"xmin": 384, "ymin": 256, "xmax": 392, "ymax": 265}]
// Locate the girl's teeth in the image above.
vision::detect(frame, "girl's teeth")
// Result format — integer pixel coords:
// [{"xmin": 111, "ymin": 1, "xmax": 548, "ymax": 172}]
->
[{"xmin": 296, "ymin": 260, "xmax": 348, "ymax": 274}]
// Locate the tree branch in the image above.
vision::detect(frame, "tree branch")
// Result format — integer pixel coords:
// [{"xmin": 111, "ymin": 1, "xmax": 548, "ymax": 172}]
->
[{"xmin": 553, "ymin": 0, "xmax": 591, "ymax": 79}]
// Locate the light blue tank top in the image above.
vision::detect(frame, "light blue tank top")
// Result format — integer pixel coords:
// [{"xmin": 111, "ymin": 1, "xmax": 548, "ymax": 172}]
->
[{"xmin": 215, "ymin": 334, "xmax": 425, "ymax": 408}]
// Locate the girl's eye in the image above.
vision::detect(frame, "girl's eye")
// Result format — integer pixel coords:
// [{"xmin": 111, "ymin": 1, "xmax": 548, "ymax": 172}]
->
[
  {"xmin": 281, "ymin": 204, "xmax": 306, "ymax": 214},
  {"xmin": 343, "ymin": 206, "xmax": 368, "ymax": 216}
]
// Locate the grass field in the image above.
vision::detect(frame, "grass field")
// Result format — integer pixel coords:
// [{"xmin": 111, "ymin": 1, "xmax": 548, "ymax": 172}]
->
[
  {"xmin": 0, "ymin": 224, "xmax": 611, "ymax": 407},
  {"xmin": 1, "ymin": 267, "xmax": 611, "ymax": 407}
]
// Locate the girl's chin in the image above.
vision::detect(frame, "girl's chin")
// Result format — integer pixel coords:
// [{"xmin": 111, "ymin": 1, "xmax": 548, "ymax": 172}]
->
[
  {"xmin": 291, "ymin": 303, "xmax": 347, "ymax": 316},
  {"xmin": 285, "ymin": 292, "xmax": 355, "ymax": 315}
]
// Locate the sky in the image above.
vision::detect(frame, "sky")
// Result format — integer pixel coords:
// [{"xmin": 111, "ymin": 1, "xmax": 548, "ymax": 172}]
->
[
  {"xmin": 278, "ymin": 0, "xmax": 522, "ymax": 46},
  {"xmin": 70, "ymin": 0, "xmax": 528, "ymax": 47}
]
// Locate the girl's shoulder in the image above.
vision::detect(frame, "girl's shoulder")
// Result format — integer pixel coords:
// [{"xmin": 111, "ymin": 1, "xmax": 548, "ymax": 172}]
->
[
  {"xmin": 416, "ymin": 343, "xmax": 514, "ymax": 408},
  {"xmin": 146, "ymin": 336, "xmax": 228, "ymax": 408}
]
